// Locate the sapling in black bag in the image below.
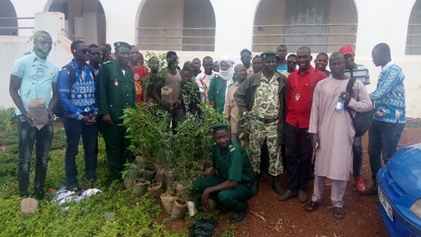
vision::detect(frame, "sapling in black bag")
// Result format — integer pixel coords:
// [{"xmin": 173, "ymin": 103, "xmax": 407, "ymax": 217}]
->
[{"xmin": 346, "ymin": 78, "xmax": 374, "ymax": 137}]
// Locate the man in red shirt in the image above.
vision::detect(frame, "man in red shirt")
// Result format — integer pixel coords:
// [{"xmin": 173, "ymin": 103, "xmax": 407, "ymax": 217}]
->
[
  {"xmin": 278, "ymin": 46, "xmax": 327, "ymax": 203},
  {"xmin": 128, "ymin": 45, "xmax": 148, "ymax": 103}
]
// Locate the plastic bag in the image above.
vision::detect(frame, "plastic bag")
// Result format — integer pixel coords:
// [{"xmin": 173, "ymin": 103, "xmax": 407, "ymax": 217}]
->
[
  {"xmin": 27, "ymin": 98, "xmax": 49, "ymax": 130},
  {"xmin": 188, "ymin": 217, "xmax": 217, "ymax": 237}
]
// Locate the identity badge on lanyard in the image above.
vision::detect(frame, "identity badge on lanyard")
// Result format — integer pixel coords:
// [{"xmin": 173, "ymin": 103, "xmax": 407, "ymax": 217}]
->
[{"xmin": 294, "ymin": 71, "xmax": 315, "ymax": 101}]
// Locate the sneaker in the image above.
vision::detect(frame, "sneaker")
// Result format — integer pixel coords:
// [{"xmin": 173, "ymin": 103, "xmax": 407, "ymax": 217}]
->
[
  {"xmin": 354, "ymin": 176, "xmax": 366, "ymax": 191},
  {"xmin": 325, "ymin": 178, "xmax": 333, "ymax": 186}
]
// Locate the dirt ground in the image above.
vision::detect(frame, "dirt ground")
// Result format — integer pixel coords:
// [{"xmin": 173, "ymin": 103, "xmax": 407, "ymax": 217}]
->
[{"xmin": 163, "ymin": 126, "xmax": 421, "ymax": 237}]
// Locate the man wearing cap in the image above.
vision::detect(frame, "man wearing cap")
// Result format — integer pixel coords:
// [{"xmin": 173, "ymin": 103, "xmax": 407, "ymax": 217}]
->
[
  {"xmin": 279, "ymin": 46, "xmax": 326, "ymax": 203},
  {"xmin": 100, "ymin": 43, "xmax": 113, "ymax": 64},
  {"xmin": 234, "ymin": 50, "xmax": 286, "ymax": 195},
  {"xmin": 98, "ymin": 41, "xmax": 135, "ymax": 182},
  {"xmin": 338, "ymin": 45, "xmax": 370, "ymax": 191},
  {"xmin": 193, "ymin": 123, "xmax": 255, "ymax": 223},
  {"xmin": 240, "ymin": 49, "xmax": 253, "ymax": 75}
]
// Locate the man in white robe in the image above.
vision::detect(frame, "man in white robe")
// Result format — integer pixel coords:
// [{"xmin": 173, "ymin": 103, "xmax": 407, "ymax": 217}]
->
[{"xmin": 304, "ymin": 52, "xmax": 372, "ymax": 219}]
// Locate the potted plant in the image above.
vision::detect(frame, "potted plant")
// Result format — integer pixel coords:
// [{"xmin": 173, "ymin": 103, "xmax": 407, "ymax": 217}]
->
[
  {"xmin": 170, "ymin": 103, "xmax": 227, "ymax": 203},
  {"xmin": 122, "ymin": 163, "xmax": 139, "ymax": 189}
]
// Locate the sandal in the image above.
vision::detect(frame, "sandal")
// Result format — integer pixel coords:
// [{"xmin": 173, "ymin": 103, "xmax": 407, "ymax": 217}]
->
[
  {"xmin": 304, "ymin": 201, "xmax": 320, "ymax": 212},
  {"xmin": 334, "ymin": 207, "xmax": 345, "ymax": 219}
]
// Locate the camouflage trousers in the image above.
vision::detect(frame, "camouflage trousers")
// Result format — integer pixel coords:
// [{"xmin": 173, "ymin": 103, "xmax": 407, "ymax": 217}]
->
[{"xmin": 249, "ymin": 120, "xmax": 283, "ymax": 176}]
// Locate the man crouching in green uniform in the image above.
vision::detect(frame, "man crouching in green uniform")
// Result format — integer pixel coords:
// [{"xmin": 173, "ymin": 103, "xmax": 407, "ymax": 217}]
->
[
  {"xmin": 193, "ymin": 123, "xmax": 256, "ymax": 223},
  {"xmin": 98, "ymin": 42, "xmax": 135, "ymax": 182}
]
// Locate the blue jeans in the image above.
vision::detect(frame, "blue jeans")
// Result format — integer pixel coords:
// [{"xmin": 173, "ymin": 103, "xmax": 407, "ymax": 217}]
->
[
  {"xmin": 285, "ymin": 123, "xmax": 313, "ymax": 191},
  {"xmin": 352, "ymin": 136, "xmax": 363, "ymax": 177},
  {"xmin": 17, "ymin": 116, "xmax": 54, "ymax": 197},
  {"xmin": 63, "ymin": 114, "xmax": 98, "ymax": 185},
  {"xmin": 368, "ymin": 120, "xmax": 405, "ymax": 187}
]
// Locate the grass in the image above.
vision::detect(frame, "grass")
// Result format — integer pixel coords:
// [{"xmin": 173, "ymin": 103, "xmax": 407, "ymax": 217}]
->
[{"xmin": 0, "ymin": 108, "xmax": 210, "ymax": 237}]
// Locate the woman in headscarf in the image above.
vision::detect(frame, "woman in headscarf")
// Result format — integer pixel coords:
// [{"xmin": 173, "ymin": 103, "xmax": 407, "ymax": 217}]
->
[{"xmin": 208, "ymin": 56, "xmax": 237, "ymax": 114}]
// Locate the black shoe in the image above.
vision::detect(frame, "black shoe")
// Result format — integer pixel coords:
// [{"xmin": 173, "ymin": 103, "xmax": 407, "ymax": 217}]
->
[
  {"xmin": 218, "ymin": 205, "xmax": 229, "ymax": 214},
  {"xmin": 32, "ymin": 189, "xmax": 45, "ymax": 200},
  {"xmin": 278, "ymin": 189, "xmax": 297, "ymax": 201},
  {"xmin": 67, "ymin": 183, "xmax": 79, "ymax": 192},
  {"xmin": 271, "ymin": 175, "xmax": 284, "ymax": 195},
  {"xmin": 230, "ymin": 204, "xmax": 248, "ymax": 223}
]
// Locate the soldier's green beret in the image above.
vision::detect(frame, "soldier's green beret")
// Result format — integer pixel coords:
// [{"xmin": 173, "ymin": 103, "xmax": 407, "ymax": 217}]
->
[
  {"xmin": 113, "ymin": 41, "xmax": 131, "ymax": 51},
  {"xmin": 260, "ymin": 50, "xmax": 277, "ymax": 59},
  {"xmin": 240, "ymin": 48, "xmax": 252, "ymax": 55},
  {"xmin": 209, "ymin": 123, "xmax": 229, "ymax": 133}
]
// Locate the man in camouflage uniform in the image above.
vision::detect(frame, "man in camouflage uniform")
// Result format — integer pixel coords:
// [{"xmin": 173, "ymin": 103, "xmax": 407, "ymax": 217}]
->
[{"xmin": 234, "ymin": 51, "xmax": 286, "ymax": 195}]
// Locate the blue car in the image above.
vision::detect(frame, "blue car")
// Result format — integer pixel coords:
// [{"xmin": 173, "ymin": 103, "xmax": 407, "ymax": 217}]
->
[{"xmin": 377, "ymin": 143, "xmax": 421, "ymax": 237}]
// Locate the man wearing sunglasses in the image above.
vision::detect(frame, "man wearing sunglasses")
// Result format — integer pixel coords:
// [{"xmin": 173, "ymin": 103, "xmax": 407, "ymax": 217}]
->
[
  {"xmin": 57, "ymin": 40, "xmax": 98, "ymax": 191},
  {"xmin": 282, "ymin": 54, "xmax": 297, "ymax": 78}
]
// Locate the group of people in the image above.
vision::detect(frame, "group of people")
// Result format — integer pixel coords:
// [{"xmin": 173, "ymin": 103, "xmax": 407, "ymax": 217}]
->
[{"xmin": 9, "ymin": 30, "xmax": 406, "ymax": 223}]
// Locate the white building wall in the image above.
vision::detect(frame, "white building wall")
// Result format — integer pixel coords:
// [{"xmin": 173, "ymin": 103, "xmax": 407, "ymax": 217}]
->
[
  {"xmin": 11, "ymin": 0, "xmax": 48, "ymax": 36},
  {"xmin": 100, "ymin": 0, "xmax": 142, "ymax": 45},
  {"xmin": 1, "ymin": 0, "xmax": 421, "ymax": 118}
]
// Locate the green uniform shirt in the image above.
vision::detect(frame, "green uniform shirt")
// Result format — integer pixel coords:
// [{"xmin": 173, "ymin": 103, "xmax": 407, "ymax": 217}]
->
[
  {"xmin": 208, "ymin": 75, "xmax": 237, "ymax": 113},
  {"xmin": 98, "ymin": 60, "xmax": 135, "ymax": 122},
  {"xmin": 212, "ymin": 140, "xmax": 255, "ymax": 187}
]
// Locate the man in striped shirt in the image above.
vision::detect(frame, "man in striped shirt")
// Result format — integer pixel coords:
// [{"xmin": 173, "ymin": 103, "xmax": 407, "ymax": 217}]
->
[{"xmin": 339, "ymin": 45, "xmax": 370, "ymax": 191}]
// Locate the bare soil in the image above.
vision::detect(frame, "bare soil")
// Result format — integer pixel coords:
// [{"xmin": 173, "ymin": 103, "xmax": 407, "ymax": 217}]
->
[{"xmin": 159, "ymin": 126, "xmax": 421, "ymax": 237}]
